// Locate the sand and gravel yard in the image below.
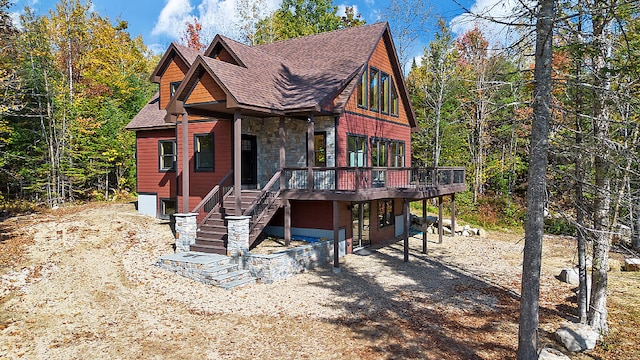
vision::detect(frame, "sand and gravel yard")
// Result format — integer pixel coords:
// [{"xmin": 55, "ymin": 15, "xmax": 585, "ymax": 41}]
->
[{"xmin": 0, "ymin": 202, "xmax": 638, "ymax": 359}]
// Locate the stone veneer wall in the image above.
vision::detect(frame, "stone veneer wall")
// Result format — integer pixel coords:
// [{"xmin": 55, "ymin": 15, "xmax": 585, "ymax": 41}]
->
[
  {"xmin": 243, "ymin": 239, "xmax": 334, "ymax": 283},
  {"xmin": 243, "ymin": 116, "xmax": 336, "ymax": 188}
]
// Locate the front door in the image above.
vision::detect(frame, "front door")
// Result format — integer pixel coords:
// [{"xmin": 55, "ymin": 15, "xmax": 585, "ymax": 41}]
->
[{"xmin": 241, "ymin": 134, "xmax": 257, "ymax": 186}]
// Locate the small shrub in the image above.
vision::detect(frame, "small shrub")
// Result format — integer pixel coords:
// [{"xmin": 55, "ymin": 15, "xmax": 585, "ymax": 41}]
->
[{"xmin": 544, "ymin": 217, "xmax": 576, "ymax": 236}]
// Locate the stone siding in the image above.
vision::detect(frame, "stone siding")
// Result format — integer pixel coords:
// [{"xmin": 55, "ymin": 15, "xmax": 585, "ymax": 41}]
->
[
  {"xmin": 243, "ymin": 116, "xmax": 336, "ymax": 188},
  {"xmin": 244, "ymin": 240, "xmax": 334, "ymax": 283},
  {"xmin": 174, "ymin": 213, "xmax": 197, "ymax": 253}
]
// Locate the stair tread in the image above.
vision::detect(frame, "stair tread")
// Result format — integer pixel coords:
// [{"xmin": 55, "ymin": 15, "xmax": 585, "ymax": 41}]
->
[
  {"xmin": 210, "ymin": 269, "xmax": 250, "ymax": 282},
  {"xmin": 201, "ymin": 263, "xmax": 237, "ymax": 274},
  {"xmin": 219, "ymin": 277, "xmax": 256, "ymax": 290}
]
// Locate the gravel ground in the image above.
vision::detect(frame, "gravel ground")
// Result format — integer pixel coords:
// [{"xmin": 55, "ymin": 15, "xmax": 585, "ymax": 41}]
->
[{"xmin": 0, "ymin": 202, "xmax": 598, "ymax": 359}]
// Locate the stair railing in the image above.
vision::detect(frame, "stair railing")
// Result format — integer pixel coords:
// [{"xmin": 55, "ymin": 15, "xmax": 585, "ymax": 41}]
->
[
  {"xmin": 243, "ymin": 171, "xmax": 282, "ymax": 244},
  {"xmin": 191, "ymin": 170, "xmax": 234, "ymax": 226}
]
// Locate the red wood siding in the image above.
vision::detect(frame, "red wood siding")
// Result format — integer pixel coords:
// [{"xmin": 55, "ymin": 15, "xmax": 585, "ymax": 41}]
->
[
  {"xmin": 185, "ymin": 72, "xmax": 226, "ymax": 105},
  {"xmin": 160, "ymin": 56, "xmax": 189, "ymax": 109},
  {"xmin": 175, "ymin": 118, "xmax": 233, "ymax": 213},
  {"xmin": 215, "ymin": 48, "xmax": 237, "ymax": 65},
  {"xmin": 336, "ymin": 112, "xmax": 412, "ymax": 168},
  {"xmin": 136, "ymin": 128, "xmax": 177, "ymax": 202},
  {"xmin": 270, "ymin": 200, "xmax": 351, "ymax": 231},
  {"xmin": 343, "ymin": 38, "xmax": 409, "ymax": 127}
]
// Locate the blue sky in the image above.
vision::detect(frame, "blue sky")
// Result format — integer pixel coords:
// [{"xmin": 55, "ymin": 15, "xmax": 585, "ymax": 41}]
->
[{"xmin": 9, "ymin": 0, "xmax": 518, "ymax": 63}]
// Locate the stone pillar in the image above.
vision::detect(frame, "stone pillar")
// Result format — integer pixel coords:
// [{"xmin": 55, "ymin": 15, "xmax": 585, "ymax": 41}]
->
[
  {"xmin": 174, "ymin": 213, "xmax": 197, "ymax": 253},
  {"xmin": 226, "ymin": 215, "xmax": 251, "ymax": 258}
]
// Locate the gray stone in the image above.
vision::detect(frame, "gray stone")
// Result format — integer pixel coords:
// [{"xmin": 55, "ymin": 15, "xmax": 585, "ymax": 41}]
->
[
  {"xmin": 226, "ymin": 216, "xmax": 250, "ymax": 258},
  {"xmin": 173, "ymin": 213, "xmax": 198, "ymax": 253},
  {"xmin": 462, "ymin": 230, "xmax": 471, "ymax": 237},
  {"xmin": 539, "ymin": 348, "xmax": 571, "ymax": 360},
  {"xmin": 559, "ymin": 268, "xmax": 579, "ymax": 285},
  {"xmin": 555, "ymin": 322, "xmax": 599, "ymax": 352}
]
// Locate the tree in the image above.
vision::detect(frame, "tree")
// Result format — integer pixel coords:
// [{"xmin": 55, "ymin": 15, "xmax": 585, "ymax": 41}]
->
[
  {"xmin": 181, "ymin": 17, "xmax": 206, "ymax": 51},
  {"xmin": 517, "ymin": 0, "xmax": 554, "ymax": 358},
  {"xmin": 254, "ymin": 0, "xmax": 363, "ymax": 44}
]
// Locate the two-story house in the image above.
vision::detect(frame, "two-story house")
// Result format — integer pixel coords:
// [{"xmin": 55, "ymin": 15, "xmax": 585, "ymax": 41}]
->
[{"xmin": 126, "ymin": 22, "xmax": 465, "ymax": 267}]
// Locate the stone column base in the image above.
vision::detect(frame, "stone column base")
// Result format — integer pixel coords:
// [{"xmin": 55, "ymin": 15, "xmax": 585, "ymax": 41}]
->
[
  {"xmin": 174, "ymin": 213, "xmax": 198, "ymax": 253},
  {"xmin": 226, "ymin": 215, "xmax": 251, "ymax": 258}
]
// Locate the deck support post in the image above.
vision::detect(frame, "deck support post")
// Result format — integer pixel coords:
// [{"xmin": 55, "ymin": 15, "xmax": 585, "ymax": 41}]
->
[
  {"xmin": 333, "ymin": 200, "xmax": 341, "ymax": 272},
  {"xmin": 233, "ymin": 110, "xmax": 242, "ymax": 215},
  {"xmin": 307, "ymin": 116, "xmax": 315, "ymax": 191},
  {"xmin": 181, "ymin": 112, "xmax": 189, "ymax": 213},
  {"xmin": 279, "ymin": 116, "xmax": 286, "ymax": 190},
  {"xmin": 284, "ymin": 199, "xmax": 291, "ymax": 246},
  {"xmin": 422, "ymin": 198, "xmax": 427, "ymax": 254},
  {"xmin": 358, "ymin": 203, "xmax": 364, "ymax": 248},
  {"xmin": 438, "ymin": 196, "xmax": 443, "ymax": 244},
  {"xmin": 451, "ymin": 193, "xmax": 456, "ymax": 237},
  {"xmin": 403, "ymin": 199, "xmax": 409, "ymax": 262}
]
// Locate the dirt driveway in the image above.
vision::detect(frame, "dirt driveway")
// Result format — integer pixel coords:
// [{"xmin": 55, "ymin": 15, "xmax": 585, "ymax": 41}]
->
[{"xmin": 0, "ymin": 203, "xmax": 637, "ymax": 359}]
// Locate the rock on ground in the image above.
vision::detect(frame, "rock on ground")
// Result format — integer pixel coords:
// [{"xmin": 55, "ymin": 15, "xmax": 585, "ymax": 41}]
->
[{"xmin": 555, "ymin": 322, "xmax": 599, "ymax": 352}]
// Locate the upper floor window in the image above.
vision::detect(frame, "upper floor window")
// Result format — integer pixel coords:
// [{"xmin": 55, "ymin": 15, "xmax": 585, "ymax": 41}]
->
[
  {"xmin": 390, "ymin": 141, "xmax": 405, "ymax": 167},
  {"xmin": 159, "ymin": 140, "xmax": 176, "ymax": 171},
  {"xmin": 369, "ymin": 68, "xmax": 379, "ymax": 111},
  {"xmin": 194, "ymin": 133, "xmax": 214, "ymax": 171},
  {"xmin": 357, "ymin": 71, "xmax": 367, "ymax": 108},
  {"xmin": 371, "ymin": 138, "xmax": 388, "ymax": 167},
  {"xmin": 170, "ymin": 81, "xmax": 181, "ymax": 98},
  {"xmin": 347, "ymin": 134, "xmax": 366, "ymax": 167},
  {"xmin": 381, "ymin": 72, "xmax": 390, "ymax": 114},
  {"xmin": 390, "ymin": 83, "xmax": 399, "ymax": 116},
  {"xmin": 314, "ymin": 132, "xmax": 327, "ymax": 167}
]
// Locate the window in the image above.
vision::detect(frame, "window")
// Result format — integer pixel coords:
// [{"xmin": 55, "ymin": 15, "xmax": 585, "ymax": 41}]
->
[
  {"xmin": 347, "ymin": 134, "xmax": 366, "ymax": 167},
  {"xmin": 159, "ymin": 140, "xmax": 176, "ymax": 171},
  {"xmin": 390, "ymin": 141, "xmax": 405, "ymax": 167},
  {"xmin": 170, "ymin": 81, "xmax": 181, "ymax": 98},
  {"xmin": 369, "ymin": 68, "xmax": 379, "ymax": 111},
  {"xmin": 390, "ymin": 82, "xmax": 399, "ymax": 116},
  {"xmin": 314, "ymin": 132, "xmax": 326, "ymax": 167},
  {"xmin": 194, "ymin": 133, "xmax": 214, "ymax": 171},
  {"xmin": 381, "ymin": 72, "xmax": 390, "ymax": 114},
  {"xmin": 160, "ymin": 198, "xmax": 177, "ymax": 219},
  {"xmin": 370, "ymin": 138, "xmax": 388, "ymax": 167},
  {"xmin": 378, "ymin": 199, "xmax": 394, "ymax": 228},
  {"xmin": 357, "ymin": 70, "xmax": 367, "ymax": 108}
]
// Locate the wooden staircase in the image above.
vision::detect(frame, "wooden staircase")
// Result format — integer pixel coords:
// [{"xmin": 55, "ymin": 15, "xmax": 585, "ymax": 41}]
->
[{"xmin": 190, "ymin": 189, "xmax": 281, "ymax": 254}]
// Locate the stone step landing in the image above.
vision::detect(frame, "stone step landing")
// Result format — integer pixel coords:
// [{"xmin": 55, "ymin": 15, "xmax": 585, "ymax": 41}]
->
[{"xmin": 156, "ymin": 252, "xmax": 256, "ymax": 290}]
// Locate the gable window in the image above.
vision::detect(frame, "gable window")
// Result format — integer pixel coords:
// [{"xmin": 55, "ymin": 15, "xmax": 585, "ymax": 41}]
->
[
  {"xmin": 170, "ymin": 81, "xmax": 181, "ymax": 98},
  {"xmin": 390, "ymin": 141, "xmax": 405, "ymax": 167},
  {"xmin": 347, "ymin": 134, "xmax": 366, "ymax": 167},
  {"xmin": 357, "ymin": 70, "xmax": 367, "ymax": 108},
  {"xmin": 314, "ymin": 132, "xmax": 327, "ymax": 167},
  {"xmin": 391, "ymin": 82, "xmax": 399, "ymax": 116},
  {"xmin": 381, "ymin": 72, "xmax": 390, "ymax": 114},
  {"xmin": 159, "ymin": 140, "xmax": 176, "ymax": 171},
  {"xmin": 369, "ymin": 67, "xmax": 379, "ymax": 111},
  {"xmin": 378, "ymin": 199, "xmax": 394, "ymax": 228},
  {"xmin": 370, "ymin": 138, "xmax": 388, "ymax": 167},
  {"xmin": 160, "ymin": 198, "xmax": 177, "ymax": 219},
  {"xmin": 194, "ymin": 133, "xmax": 214, "ymax": 171}
]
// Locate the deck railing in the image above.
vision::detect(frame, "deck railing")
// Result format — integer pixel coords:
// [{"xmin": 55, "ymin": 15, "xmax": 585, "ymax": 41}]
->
[
  {"xmin": 191, "ymin": 170, "xmax": 233, "ymax": 225},
  {"xmin": 243, "ymin": 171, "xmax": 281, "ymax": 245},
  {"xmin": 281, "ymin": 166, "xmax": 465, "ymax": 192}
]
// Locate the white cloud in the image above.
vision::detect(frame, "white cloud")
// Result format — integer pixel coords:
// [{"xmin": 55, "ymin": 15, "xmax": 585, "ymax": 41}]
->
[
  {"xmin": 9, "ymin": 12, "xmax": 22, "ymax": 30},
  {"xmin": 336, "ymin": 4, "xmax": 358, "ymax": 18},
  {"xmin": 450, "ymin": 0, "xmax": 534, "ymax": 47},
  {"xmin": 152, "ymin": 0, "xmax": 194, "ymax": 39}
]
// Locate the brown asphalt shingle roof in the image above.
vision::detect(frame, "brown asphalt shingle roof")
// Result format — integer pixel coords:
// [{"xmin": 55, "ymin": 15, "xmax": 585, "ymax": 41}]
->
[
  {"xmin": 130, "ymin": 22, "xmax": 415, "ymax": 129},
  {"xmin": 125, "ymin": 93, "xmax": 169, "ymax": 130}
]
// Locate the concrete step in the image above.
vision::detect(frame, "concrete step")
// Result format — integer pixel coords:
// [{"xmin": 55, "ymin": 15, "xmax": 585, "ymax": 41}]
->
[
  {"xmin": 219, "ymin": 276, "xmax": 256, "ymax": 290},
  {"xmin": 201, "ymin": 263, "xmax": 239, "ymax": 279},
  {"xmin": 210, "ymin": 269, "xmax": 251, "ymax": 285}
]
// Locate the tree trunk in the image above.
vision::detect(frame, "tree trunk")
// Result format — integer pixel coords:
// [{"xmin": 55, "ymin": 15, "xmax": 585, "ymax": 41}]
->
[{"xmin": 517, "ymin": 0, "xmax": 554, "ymax": 358}]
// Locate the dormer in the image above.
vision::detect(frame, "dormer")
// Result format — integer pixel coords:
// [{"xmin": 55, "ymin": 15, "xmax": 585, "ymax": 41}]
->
[
  {"xmin": 149, "ymin": 43, "xmax": 203, "ymax": 109},
  {"xmin": 203, "ymin": 35, "xmax": 246, "ymax": 67}
]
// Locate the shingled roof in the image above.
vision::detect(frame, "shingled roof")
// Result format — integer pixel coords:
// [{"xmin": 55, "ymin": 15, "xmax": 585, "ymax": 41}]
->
[{"xmin": 133, "ymin": 22, "xmax": 416, "ymax": 129}]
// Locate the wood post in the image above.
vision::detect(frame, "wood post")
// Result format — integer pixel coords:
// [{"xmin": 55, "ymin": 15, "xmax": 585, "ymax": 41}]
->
[
  {"xmin": 234, "ymin": 110, "xmax": 242, "ymax": 215},
  {"xmin": 358, "ymin": 202, "xmax": 364, "ymax": 248},
  {"xmin": 451, "ymin": 193, "xmax": 456, "ymax": 237},
  {"xmin": 279, "ymin": 116, "xmax": 286, "ymax": 190},
  {"xmin": 181, "ymin": 112, "xmax": 189, "ymax": 213},
  {"xmin": 307, "ymin": 116, "xmax": 315, "ymax": 191},
  {"xmin": 403, "ymin": 199, "xmax": 409, "ymax": 262},
  {"xmin": 438, "ymin": 195, "xmax": 443, "ymax": 244},
  {"xmin": 333, "ymin": 200, "xmax": 340, "ymax": 271},
  {"xmin": 284, "ymin": 199, "xmax": 291, "ymax": 246},
  {"xmin": 422, "ymin": 198, "xmax": 427, "ymax": 254}
]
